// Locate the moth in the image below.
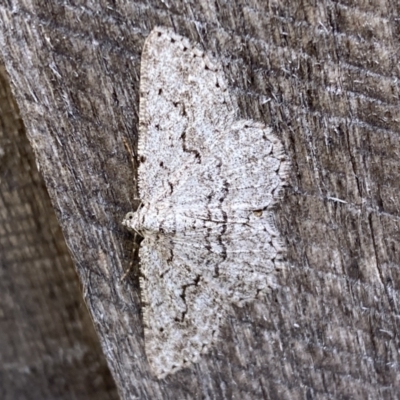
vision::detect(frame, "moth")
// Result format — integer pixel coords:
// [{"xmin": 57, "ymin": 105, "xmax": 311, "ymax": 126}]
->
[{"xmin": 123, "ymin": 27, "xmax": 289, "ymax": 378}]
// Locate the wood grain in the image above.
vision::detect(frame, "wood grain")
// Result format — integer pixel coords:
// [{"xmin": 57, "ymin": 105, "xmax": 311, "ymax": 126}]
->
[
  {"xmin": 1, "ymin": 1, "xmax": 399, "ymax": 398},
  {"xmin": 0, "ymin": 63, "xmax": 118, "ymax": 399}
]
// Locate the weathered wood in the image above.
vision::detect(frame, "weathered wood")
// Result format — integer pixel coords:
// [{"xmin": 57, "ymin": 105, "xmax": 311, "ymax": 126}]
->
[
  {"xmin": 0, "ymin": 63, "xmax": 118, "ymax": 399},
  {"xmin": 1, "ymin": 1, "xmax": 399, "ymax": 398}
]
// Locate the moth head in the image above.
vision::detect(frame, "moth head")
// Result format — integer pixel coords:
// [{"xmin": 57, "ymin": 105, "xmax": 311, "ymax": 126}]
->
[{"xmin": 122, "ymin": 211, "xmax": 142, "ymax": 235}]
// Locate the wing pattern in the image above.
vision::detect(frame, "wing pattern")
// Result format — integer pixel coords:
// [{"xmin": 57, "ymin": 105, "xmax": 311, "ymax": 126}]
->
[{"xmin": 123, "ymin": 27, "xmax": 289, "ymax": 378}]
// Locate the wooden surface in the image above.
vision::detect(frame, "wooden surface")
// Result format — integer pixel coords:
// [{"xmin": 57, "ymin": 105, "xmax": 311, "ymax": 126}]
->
[
  {"xmin": 1, "ymin": 1, "xmax": 400, "ymax": 399},
  {"xmin": 0, "ymin": 63, "xmax": 118, "ymax": 399}
]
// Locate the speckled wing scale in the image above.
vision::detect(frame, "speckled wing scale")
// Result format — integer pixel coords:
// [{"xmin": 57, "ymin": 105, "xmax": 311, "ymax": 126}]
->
[{"xmin": 123, "ymin": 26, "xmax": 289, "ymax": 378}]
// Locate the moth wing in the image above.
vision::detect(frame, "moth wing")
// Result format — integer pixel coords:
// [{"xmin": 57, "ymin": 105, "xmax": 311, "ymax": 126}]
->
[
  {"xmin": 138, "ymin": 27, "xmax": 236, "ymax": 204},
  {"xmin": 167, "ymin": 122, "xmax": 289, "ymax": 221},
  {"xmin": 140, "ymin": 216, "xmax": 283, "ymax": 377},
  {"xmin": 167, "ymin": 214, "xmax": 282, "ymax": 305},
  {"xmin": 139, "ymin": 236, "xmax": 225, "ymax": 378}
]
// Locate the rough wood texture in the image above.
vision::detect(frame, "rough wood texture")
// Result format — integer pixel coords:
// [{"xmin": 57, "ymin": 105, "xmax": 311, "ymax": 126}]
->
[
  {"xmin": 1, "ymin": 1, "xmax": 399, "ymax": 399},
  {"xmin": 0, "ymin": 63, "xmax": 118, "ymax": 399}
]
